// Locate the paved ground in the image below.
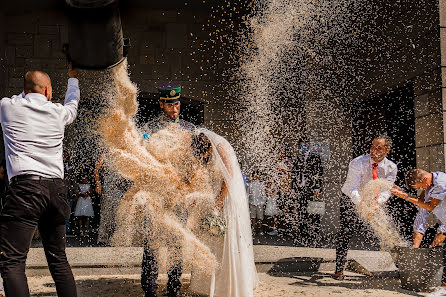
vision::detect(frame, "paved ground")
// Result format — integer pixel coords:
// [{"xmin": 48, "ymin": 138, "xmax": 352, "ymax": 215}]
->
[
  {"xmin": 26, "ymin": 230, "xmax": 439, "ymax": 296},
  {"xmin": 28, "ymin": 271, "xmax": 431, "ymax": 297}
]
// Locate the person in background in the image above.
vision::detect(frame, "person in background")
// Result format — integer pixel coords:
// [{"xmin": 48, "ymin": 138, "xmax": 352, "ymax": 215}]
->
[
  {"xmin": 276, "ymin": 150, "xmax": 293, "ymax": 235},
  {"xmin": 63, "ymin": 151, "xmax": 76, "ymax": 236},
  {"xmin": 291, "ymin": 138, "xmax": 323, "ymax": 244},
  {"xmin": 247, "ymin": 170, "xmax": 266, "ymax": 235},
  {"xmin": 239, "ymin": 161, "xmax": 248, "ymax": 188},
  {"xmin": 265, "ymin": 178, "xmax": 280, "ymax": 236},
  {"xmin": 74, "ymin": 176, "xmax": 94, "ymax": 236}
]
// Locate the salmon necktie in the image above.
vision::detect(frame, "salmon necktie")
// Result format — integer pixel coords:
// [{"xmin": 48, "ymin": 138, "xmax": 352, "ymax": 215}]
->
[{"xmin": 372, "ymin": 163, "xmax": 378, "ymax": 180}]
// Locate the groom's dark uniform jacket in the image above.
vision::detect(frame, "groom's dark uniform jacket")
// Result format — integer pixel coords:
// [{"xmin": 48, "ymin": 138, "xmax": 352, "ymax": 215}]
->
[{"xmin": 140, "ymin": 83, "xmax": 196, "ymax": 297}]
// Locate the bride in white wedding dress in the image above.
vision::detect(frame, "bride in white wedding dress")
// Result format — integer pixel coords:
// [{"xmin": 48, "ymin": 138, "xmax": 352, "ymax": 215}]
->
[{"xmin": 189, "ymin": 128, "xmax": 258, "ymax": 297}]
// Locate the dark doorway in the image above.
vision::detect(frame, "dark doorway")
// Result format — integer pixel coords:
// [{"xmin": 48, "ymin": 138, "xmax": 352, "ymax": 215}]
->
[
  {"xmin": 351, "ymin": 84, "xmax": 417, "ymax": 240},
  {"xmin": 135, "ymin": 92, "xmax": 204, "ymax": 127}
]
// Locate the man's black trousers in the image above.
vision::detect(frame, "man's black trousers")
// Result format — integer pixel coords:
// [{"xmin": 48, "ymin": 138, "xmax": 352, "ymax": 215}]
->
[
  {"xmin": 141, "ymin": 245, "xmax": 182, "ymax": 297},
  {"xmin": 0, "ymin": 176, "xmax": 77, "ymax": 297},
  {"xmin": 335, "ymin": 194, "xmax": 363, "ymax": 273}
]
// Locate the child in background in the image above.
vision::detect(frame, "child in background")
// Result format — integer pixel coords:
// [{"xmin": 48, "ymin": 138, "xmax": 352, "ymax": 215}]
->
[
  {"xmin": 74, "ymin": 176, "xmax": 94, "ymax": 235},
  {"xmin": 265, "ymin": 179, "xmax": 281, "ymax": 236},
  {"xmin": 247, "ymin": 170, "xmax": 266, "ymax": 235}
]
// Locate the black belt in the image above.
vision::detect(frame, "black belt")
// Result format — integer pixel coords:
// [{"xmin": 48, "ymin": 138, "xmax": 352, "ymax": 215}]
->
[{"xmin": 10, "ymin": 174, "xmax": 62, "ymax": 184}]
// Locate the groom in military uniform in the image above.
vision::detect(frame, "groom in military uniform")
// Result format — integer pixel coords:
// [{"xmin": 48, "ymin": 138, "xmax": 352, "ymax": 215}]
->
[
  {"xmin": 141, "ymin": 83, "xmax": 195, "ymax": 297},
  {"xmin": 142, "ymin": 83, "xmax": 195, "ymax": 136}
]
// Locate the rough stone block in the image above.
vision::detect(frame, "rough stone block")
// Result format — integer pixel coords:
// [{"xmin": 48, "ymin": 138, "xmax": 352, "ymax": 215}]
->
[
  {"xmin": 415, "ymin": 94, "xmax": 429, "ymax": 118},
  {"xmin": 430, "ymin": 144, "xmax": 445, "ymax": 172},
  {"xmin": 36, "ymin": 12, "xmax": 66, "ymax": 26},
  {"xmin": 138, "ymin": 31, "xmax": 164, "ymax": 50},
  {"xmin": 129, "ymin": 64, "xmax": 155, "ymax": 81},
  {"xmin": 14, "ymin": 57, "xmax": 25, "ymax": 67},
  {"xmin": 441, "ymin": 28, "xmax": 446, "ymax": 66},
  {"xmin": 414, "ymin": 68, "xmax": 442, "ymax": 96},
  {"xmin": 59, "ymin": 25, "xmax": 68, "ymax": 44},
  {"xmin": 165, "ymin": 23, "xmax": 187, "ymax": 49},
  {"xmin": 7, "ymin": 33, "xmax": 33, "ymax": 46},
  {"xmin": 5, "ymin": 16, "xmax": 38, "ymax": 34},
  {"xmin": 51, "ymin": 41, "xmax": 65, "ymax": 59},
  {"xmin": 15, "ymin": 45, "xmax": 33, "ymax": 58},
  {"xmin": 9, "ymin": 67, "xmax": 24, "ymax": 78},
  {"xmin": 139, "ymin": 45, "xmax": 155, "ymax": 65},
  {"xmin": 6, "ymin": 87, "xmax": 20, "ymax": 97},
  {"xmin": 38, "ymin": 25, "xmax": 59, "ymax": 35},
  {"xmin": 165, "ymin": 51, "xmax": 182, "ymax": 75},
  {"xmin": 442, "ymin": 66, "xmax": 446, "ymax": 88},
  {"xmin": 34, "ymin": 35, "xmax": 54, "ymax": 57},
  {"xmin": 5, "ymin": 46, "xmax": 15, "ymax": 66},
  {"xmin": 8, "ymin": 77, "xmax": 22, "ymax": 88},
  {"xmin": 416, "ymin": 146, "xmax": 430, "ymax": 171},
  {"xmin": 415, "ymin": 113, "xmax": 443, "ymax": 147},
  {"xmin": 425, "ymin": 29, "xmax": 442, "ymax": 69},
  {"xmin": 25, "ymin": 58, "xmax": 43, "ymax": 69},
  {"xmin": 139, "ymin": 55, "xmax": 155, "ymax": 65},
  {"xmin": 429, "ymin": 88, "xmax": 443, "ymax": 114},
  {"xmin": 204, "ymin": 102, "xmax": 236, "ymax": 121},
  {"xmin": 441, "ymin": 0, "xmax": 446, "ymax": 27},
  {"xmin": 155, "ymin": 48, "xmax": 166, "ymax": 61}
]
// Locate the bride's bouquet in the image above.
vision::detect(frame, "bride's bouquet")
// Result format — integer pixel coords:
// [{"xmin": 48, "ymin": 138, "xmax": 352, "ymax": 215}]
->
[{"xmin": 201, "ymin": 211, "xmax": 226, "ymax": 237}]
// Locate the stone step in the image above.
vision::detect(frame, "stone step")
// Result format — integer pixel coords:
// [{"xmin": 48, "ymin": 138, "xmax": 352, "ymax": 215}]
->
[{"xmin": 25, "ymin": 246, "xmax": 398, "ymax": 277}]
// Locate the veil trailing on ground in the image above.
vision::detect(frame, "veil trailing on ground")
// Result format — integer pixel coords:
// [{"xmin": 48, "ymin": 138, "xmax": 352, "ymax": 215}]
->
[{"xmin": 193, "ymin": 127, "xmax": 258, "ymax": 297}]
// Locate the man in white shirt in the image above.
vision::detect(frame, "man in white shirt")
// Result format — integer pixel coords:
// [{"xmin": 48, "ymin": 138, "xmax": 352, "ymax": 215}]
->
[
  {"xmin": 0, "ymin": 66, "xmax": 79, "ymax": 297},
  {"xmin": 334, "ymin": 135, "xmax": 397, "ymax": 280}
]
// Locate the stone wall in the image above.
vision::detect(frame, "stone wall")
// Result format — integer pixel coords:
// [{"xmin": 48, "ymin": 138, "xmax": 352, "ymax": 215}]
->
[
  {"xmin": 353, "ymin": 1, "xmax": 444, "ymax": 172},
  {"xmin": 2, "ymin": 11, "xmax": 69, "ymax": 100},
  {"xmin": 440, "ymin": 0, "xmax": 446, "ymax": 173}
]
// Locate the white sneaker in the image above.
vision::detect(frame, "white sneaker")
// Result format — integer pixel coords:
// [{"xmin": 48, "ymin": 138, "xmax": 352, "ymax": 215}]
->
[
  {"xmin": 427, "ymin": 287, "xmax": 446, "ymax": 297},
  {"xmin": 267, "ymin": 230, "xmax": 278, "ymax": 236}
]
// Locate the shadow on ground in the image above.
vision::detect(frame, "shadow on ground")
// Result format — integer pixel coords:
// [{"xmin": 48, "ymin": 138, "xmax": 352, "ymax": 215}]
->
[{"xmin": 267, "ymin": 270, "xmax": 426, "ymax": 297}]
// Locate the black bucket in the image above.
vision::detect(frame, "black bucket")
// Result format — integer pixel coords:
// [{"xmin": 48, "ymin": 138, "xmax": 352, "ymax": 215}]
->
[
  {"xmin": 395, "ymin": 246, "xmax": 443, "ymax": 291},
  {"xmin": 64, "ymin": 0, "xmax": 130, "ymax": 70}
]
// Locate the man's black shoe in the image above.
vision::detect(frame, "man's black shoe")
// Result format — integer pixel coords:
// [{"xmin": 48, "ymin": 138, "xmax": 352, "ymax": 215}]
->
[{"xmin": 145, "ymin": 291, "xmax": 157, "ymax": 297}]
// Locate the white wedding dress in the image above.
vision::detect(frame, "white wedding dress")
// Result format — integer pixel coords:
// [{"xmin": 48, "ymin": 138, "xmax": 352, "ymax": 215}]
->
[{"xmin": 189, "ymin": 128, "xmax": 258, "ymax": 297}]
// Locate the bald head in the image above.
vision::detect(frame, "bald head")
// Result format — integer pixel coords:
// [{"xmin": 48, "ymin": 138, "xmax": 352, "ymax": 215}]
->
[{"xmin": 24, "ymin": 70, "xmax": 52, "ymax": 100}]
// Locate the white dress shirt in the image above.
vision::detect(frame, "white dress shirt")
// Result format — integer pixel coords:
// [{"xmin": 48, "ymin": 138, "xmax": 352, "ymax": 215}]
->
[
  {"xmin": 423, "ymin": 172, "xmax": 446, "ymax": 225},
  {"xmin": 341, "ymin": 154, "xmax": 397, "ymax": 205},
  {"xmin": 0, "ymin": 78, "xmax": 80, "ymax": 180}
]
